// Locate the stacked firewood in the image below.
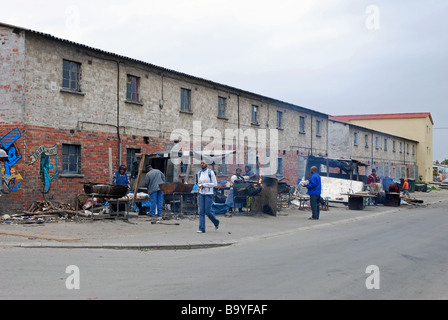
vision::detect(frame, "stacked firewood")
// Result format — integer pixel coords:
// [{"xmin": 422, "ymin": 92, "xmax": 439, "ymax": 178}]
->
[
  {"xmin": 4, "ymin": 200, "xmax": 78, "ymax": 223},
  {"xmin": 25, "ymin": 200, "xmax": 75, "ymax": 214}
]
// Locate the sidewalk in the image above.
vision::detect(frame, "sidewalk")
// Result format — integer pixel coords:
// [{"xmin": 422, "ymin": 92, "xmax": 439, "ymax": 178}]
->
[{"xmin": 1, "ymin": 190, "xmax": 447, "ymax": 250}]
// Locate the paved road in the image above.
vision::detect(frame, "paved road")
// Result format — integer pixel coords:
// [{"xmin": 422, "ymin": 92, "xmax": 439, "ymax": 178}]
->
[{"xmin": 1, "ymin": 203, "xmax": 447, "ymax": 300}]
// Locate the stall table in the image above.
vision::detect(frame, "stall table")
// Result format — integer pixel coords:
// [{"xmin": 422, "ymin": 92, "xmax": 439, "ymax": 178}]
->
[
  {"xmin": 76, "ymin": 193, "xmax": 130, "ymax": 220},
  {"xmin": 341, "ymin": 193, "xmax": 377, "ymax": 210}
]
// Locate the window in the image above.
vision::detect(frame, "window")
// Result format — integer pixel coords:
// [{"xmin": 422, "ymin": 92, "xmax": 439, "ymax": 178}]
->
[
  {"xmin": 218, "ymin": 155, "xmax": 227, "ymax": 175},
  {"xmin": 299, "ymin": 116, "xmax": 305, "ymax": 134},
  {"xmin": 393, "ymin": 141, "xmax": 396, "ymax": 152},
  {"xmin": 251, "ymin": 105, "xmax": 259, "ymax": 124},
  {"xmin": 354, "ymin": 132, "xmax": 358, "ymax": 146},
  {"xmin": 375, "ymin": 137, "xmax": 379, "ymax": 149},
  {"xmin": 180, "ymin": 88, "xmax": 191, "ymax": 112},
  {"xmin": 218, "ymin": 97, "xmax": 226, "ymax": 118},
  {"xmin": 277, "ymin": 111, "xmax": 283, "ymax": 129},
  {"xmin": 316, "ymin": 120, "xmax": 322, "ymax": 137},
  {"xmin": 277, "ymin": 157, "xmax": 284, "ymax": 176},
  {"xmin": 126, "ymin": 148, "xmax": 141, "ymax": 178},
  {"xmin": 126, "ymin": 75, "xmax": 140, "ymax": 102},
  {"xmin": 365, "ymin": 135, "xmax": 369, "ymax": 148},
  {"xmin": 180, "ymin": 161, "xmax": 189, "ymax": 174},
  {"xmin": 400, "ymin": 142, "xmax": 403, "ymax": 153},
  {"xmin": 62, "ymin": 144, "xmax": 80, "ymax": 174},
  {"xmin": 62, "ymin": 60, "xmax": 81, "ymax": 91},
  {"xmin": 384, "ymin": 138, "xmax": 388, "ymax": 151}
]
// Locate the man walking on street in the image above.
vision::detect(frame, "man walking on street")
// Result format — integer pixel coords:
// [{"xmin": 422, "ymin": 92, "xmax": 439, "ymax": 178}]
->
[
  {"xmin": 197, "ymin": 160, "xmax": 219, "ymax": 233},
  {"xmin": 306, "ymin": 166, "xmax": 322, "ymax": 220},
  {"xmin": 144, "ymin": 165, "xmax": 165, "ymax": 218}
]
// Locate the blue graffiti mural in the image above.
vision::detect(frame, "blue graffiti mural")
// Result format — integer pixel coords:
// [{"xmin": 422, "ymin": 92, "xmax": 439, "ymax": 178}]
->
[
  {"xmin": 30, "ymin": 145, "xmax": 59, "ymax": 193},
  {"xmin": 1, "ymin": 128, "xmax": 23, "ymax": 193},
  {"xmin": 40, "ymin": 151, "xmax": 59, "ymax": 193}
]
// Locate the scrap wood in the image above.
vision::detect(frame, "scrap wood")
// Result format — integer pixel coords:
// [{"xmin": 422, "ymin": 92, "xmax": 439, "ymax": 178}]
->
[
  {"xmin": 22, "ymin": 200, "xmax": 75, "ymax": 216},
  {"xmin": 151, "ymin": 221, "xmax": 180, "ymax": 225}
]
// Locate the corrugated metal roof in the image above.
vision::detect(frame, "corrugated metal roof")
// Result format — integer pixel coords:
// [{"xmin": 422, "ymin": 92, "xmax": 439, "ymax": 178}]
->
[{"xmin": 330, "ymin": 113, "xmax": 433, "ymax": 125}]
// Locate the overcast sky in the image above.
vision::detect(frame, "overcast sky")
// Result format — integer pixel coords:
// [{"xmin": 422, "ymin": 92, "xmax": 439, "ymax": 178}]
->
[{"xmin": 2, "ymin": 0, "xmax": 447, "ymax": 160}]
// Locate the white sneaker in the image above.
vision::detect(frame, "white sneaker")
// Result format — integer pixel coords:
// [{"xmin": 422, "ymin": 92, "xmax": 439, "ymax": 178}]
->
[{"xmin": 197, "ymin": 230, "xmax": 204, "ymax": 233}]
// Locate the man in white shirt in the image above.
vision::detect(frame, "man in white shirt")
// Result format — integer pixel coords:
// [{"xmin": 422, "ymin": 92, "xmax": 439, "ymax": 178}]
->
[{"xmin": 196, "ymin": 160, "xmax": 219, "ymax": 233}]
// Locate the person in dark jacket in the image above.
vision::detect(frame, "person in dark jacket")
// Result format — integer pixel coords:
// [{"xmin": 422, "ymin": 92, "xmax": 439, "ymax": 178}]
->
[
  {"xmin": 112, "ymin": 165, "xmax": 130, "ymax": 212},
  {"xmin": 144, "ymin": 165, "xmax": 165, "ymax": 218},
  {"xmin": 306, "ymin": 166, "xmax": 322, "ymax": 220},
  {"xmin": 113, "ymin": 165, "xmax": 130, "ymax": 191}
]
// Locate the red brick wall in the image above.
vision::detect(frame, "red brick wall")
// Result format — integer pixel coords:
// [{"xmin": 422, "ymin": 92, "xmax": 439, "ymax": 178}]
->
[
  {"xmin": 1, "ymin": 124, "xmax": 169, "ymax": 211},
  {"xmin": 1, "ymin": 124, "xmax": 304, "ymax": 212}
]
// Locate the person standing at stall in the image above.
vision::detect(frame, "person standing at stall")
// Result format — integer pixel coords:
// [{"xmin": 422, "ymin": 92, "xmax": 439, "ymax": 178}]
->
[
  {"xmin": 306, "ymin": 166, "xmax": 322, "ymax": 220},
  {"xmin": 367, "ymin": 168, "xmax": 381, "ymax": 205},
  {"xmin": 225, "ymin": 167, "xmax": 245, "ymax": 212},
  {"xmin": 197, "ymin": 160, "xmax": 219, "ymax": 233},
  {"xmin": 112, "ymin": 165, "xmax": 130, "ymax": 191},
  {"xmin": 144, "ymin": 165, "xmax": 165, "ymax": 218}
]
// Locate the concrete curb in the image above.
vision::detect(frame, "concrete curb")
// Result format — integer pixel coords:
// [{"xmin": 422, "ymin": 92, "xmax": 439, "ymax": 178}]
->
[{"xmin": 0, "ymin": 241, "xmax": 236, "ymax": 250}]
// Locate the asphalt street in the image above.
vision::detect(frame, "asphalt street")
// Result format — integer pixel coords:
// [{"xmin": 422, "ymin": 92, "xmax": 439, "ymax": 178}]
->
[{"xmin": 0, "ymin": 198, "xmax": 447, "ymax": 300}]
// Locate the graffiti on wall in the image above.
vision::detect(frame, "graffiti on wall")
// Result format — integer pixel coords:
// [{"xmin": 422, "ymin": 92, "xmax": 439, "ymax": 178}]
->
[
  {"xmin": 30, "ymin": 145, "xmax": 59, "ymax": 193},
  {"xmin": 1, "ymin": 128, "xmax": 23, "ymax": 193}
]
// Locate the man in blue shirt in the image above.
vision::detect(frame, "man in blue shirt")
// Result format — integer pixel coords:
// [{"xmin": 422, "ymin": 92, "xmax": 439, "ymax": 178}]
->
[{"xmin": 306, "ymin": 166, "xmax": 322, "ymax": 220}]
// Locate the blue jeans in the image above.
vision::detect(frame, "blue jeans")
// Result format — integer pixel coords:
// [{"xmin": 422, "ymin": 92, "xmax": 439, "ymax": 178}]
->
[
  {"xmin": 198, "ymin": 194, "xmax": 219, "ymax": 232},
  {"xmin": 150, "ymin": 190, "xmax": 164, "ymax": 217},
  {"xmin": 310, "ymin": 194, "xmax": 320, "ymax": 219}
]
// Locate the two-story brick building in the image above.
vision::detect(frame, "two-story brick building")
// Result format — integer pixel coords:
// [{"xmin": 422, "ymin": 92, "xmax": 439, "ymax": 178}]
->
[{"xmin": 1, "ymin": 22, "xmax": 332, "ymax": 211}]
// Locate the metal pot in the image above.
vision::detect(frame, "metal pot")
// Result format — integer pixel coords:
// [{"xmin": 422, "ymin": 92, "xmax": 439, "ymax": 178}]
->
[{"xmin": 83, "ymin": 183, "xmax": 128, "ymax": 197}]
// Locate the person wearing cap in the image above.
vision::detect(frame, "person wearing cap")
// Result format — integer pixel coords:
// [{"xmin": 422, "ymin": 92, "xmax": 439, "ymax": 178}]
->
[
  {"xmin": 367, "ymin": 168, "xmax": 380, "ymax": 185},
  {"xmin": 112, "ymin": 164, "xmax": 130, "ymax": 191},
  {"xmin": 144, "ymin": 165, "xmax": 165, "ymax": 218}
]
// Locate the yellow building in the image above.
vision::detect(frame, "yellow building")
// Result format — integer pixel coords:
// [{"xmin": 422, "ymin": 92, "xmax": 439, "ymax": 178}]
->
[{"xmin": 330, "ymin": 113, "xmax": 433, "ymax": 183}]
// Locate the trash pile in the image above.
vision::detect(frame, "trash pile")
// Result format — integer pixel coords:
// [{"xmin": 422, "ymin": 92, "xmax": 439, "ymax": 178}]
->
[{"xmin": 1, "ymin": 200, "xmax": 77, "ymax": 225}]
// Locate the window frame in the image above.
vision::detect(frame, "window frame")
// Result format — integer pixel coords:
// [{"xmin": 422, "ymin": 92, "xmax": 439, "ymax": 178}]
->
[
  {"xmin": 62, "ymin": 144, "xmax": 81, "ymax": 174},
  {"xmin": 62, "ymin": 59, "xmax": 81, "ymax": 92},
  {"xmin": 277, "ymin": 111, "xmax": 283, "ymax": 129},
  {"xmin": 276, "ymin": 157, "xmax": 284, "ymax": 177},
  {"xmin": 299, "ymin": 116, "xmax": 305, "ymax": 134},
  {"xmin": 316, "ymin": 120, "xmax": 322, "ymax": 137},
  {"xmin": 251, "ymin": 105, "xmax": 259, "ymax": 125},
  {"xmin": 218, "ymin": 96, "xmax": 227, "ymax": 118},
  {"xmin": 180, "ymin": 88, "xmax": 192, "ymax": 112},
  {"xmin": 126, "ymin": 75, "xmax": 140, "ymax": 102}
]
